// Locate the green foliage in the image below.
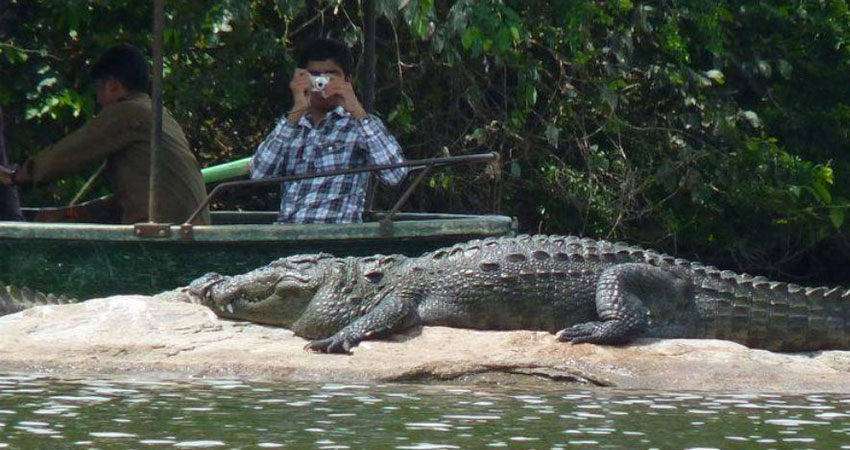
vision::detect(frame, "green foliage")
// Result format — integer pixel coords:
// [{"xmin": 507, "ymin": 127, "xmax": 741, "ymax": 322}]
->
[{"xmin": 2, "ymin": 0, "xmax": 849, "ymax": 279}]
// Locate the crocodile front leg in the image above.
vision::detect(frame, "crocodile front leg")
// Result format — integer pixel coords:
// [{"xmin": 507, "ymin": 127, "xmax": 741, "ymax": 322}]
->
[
  {"xmin": 304, "ymin": 291, "xmax": 420, "ymax": 354},
  {"xmin": 558, "ymin": 263, "xmax": 682, "ymax": 345}
]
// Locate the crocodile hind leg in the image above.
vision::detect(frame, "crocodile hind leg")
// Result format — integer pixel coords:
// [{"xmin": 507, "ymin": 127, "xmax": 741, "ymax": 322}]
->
[{"xmin": 558, "ymin": 263, "xmax": 685, "ymax": 345}]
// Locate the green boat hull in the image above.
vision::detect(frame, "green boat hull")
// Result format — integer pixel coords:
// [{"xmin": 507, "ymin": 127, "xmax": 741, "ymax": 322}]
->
[{"xmin": 1, "ymin": 212, "xmax": 515, "ymax": 299}]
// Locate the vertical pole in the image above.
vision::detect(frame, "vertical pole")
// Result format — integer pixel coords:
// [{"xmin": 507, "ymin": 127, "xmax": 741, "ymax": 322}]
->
[
  {"xmin": 362, "ymin": 0, "xmax": 376, "ymax": 113},
  {"xmin": 362, "ymin": 0, "xmax": 378, "ymax": 212},
  {"xmin": 0, "ymin": 107, "xmax": 24, "ymax": 221},
  {"xmin": 148, "ymin": 0, "xmax": 164, "ymax": 223}
]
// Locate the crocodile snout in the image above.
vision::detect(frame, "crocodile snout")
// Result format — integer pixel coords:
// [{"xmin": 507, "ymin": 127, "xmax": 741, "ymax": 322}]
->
[{"xmin": 184, "ymin": 272, "xmax": 226, "ymax": 305}]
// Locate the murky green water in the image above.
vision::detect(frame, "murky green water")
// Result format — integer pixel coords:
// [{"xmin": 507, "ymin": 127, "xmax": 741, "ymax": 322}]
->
[{"xmin": 1, "ymin": 374, "xmax": 849, "ymax": 449}]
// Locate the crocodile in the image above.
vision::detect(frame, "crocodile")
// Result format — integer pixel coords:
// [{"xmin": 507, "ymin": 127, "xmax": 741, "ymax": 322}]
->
[{"xmin": 185, "ymin": 234, "xmax": 850, "ymax": 354}]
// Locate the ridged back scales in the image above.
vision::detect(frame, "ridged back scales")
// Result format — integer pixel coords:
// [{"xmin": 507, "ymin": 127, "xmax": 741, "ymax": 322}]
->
[
  {"xmin": 396, "ymin": 234, "xmax": 850, "ymax": 351},
  {"xmin": 0, "ymin": 283, "xmax": 75, "ymax": 316}
]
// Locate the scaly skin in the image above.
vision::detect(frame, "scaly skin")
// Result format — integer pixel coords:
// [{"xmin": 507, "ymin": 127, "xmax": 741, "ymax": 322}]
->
[
  {"xmin": 0, "ymin": 282, "xmax": 75, "ymax": 315},
  {"xmin": 185, "ymin": 234, "xmax": 850, "ymax": 354}
]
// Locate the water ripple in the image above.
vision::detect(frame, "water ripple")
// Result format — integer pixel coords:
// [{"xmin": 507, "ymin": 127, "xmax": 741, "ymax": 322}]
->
[{"xmin": 0, "ymin": 374, "xmax": 846, "ymax": 448}]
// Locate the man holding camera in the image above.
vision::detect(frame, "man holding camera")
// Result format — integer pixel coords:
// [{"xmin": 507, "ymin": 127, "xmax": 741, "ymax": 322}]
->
[{"xmin": 250, "ymin": 38, "xmax": 407, "ymax": 223}]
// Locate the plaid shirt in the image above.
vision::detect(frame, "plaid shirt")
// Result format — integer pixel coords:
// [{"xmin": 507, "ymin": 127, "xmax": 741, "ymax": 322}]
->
[{"xmin": 251, "ymin": 106, "xmax": 407, "ymax": 223}]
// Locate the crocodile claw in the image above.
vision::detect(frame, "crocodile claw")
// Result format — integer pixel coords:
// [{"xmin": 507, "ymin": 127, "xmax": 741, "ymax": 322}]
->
[
  {"xmin": 556, "ymin": 321, "xmax": 605, "ymax": 344},
  {"xmin": 304, "ymin": 335, "xmax": 355, "ymax": 354},
  {"xmin": 557, "ymin": 320, "xmax": 637, "ymax": 345}
]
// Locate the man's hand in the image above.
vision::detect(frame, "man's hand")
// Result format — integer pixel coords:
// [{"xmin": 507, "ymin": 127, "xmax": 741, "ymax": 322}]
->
[
  {"xmin": 323, "ymin": 76, "xmax": 367, "ymax": 120},
  {"xmin": 0, "ymin": 165, "xmax": 14, "ymax": 186},
  {"xmin": 287, "ymin": 68, "xmax": 313, "ymax": 124}
]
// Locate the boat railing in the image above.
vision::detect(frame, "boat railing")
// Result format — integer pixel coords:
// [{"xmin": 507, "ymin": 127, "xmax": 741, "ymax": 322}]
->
[{"xmin": 178, "ymin": 152, "xmax": 499, "ymax": 236}]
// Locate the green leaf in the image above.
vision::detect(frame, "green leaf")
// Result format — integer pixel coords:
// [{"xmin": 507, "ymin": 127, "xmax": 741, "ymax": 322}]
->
[
  {"xmin": 830, "ymin": 207, "xmax": 845, "ymax": 229},
  {"xmin": 705, "ymin": 69, "xmax": 725, "ymax": 85},
  {"xmin": 482, "ymin": 38, "xmax": 493, "ymax": 52},
  {"xmin": 496, "ymin": 27, "xmax": 512, "ymax": 53},
  {"xmin": 510, "ymin": 25, "xmax": 520, "ymax": 42},
  {"xmin": 461, "ymin": 27, "xmax": 482, "ymax": 49},
  {"xmin": 788, "ymin": 185, "xmax": 802, "ymax": 198},
  {"xmin": 524, "ymin": 84, "xmax": 538, "ymax": 105},
  {"xmin": 812, "ymin": 182, "xmax": 832, "ymax": 205}
]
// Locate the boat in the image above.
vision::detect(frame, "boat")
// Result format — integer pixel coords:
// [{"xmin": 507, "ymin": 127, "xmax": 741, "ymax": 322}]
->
[
  {"xmin": 0, "ymin": 3, "xmax": 513, "ymax": 299},
  {"xmin": 0, "ymin": 153, "xmax": 516, "ymax": 299}
]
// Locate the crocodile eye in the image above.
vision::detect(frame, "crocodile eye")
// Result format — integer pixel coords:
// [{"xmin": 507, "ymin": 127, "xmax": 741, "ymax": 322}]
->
[{"xmin": 364, "ymin": 271, "xmax": 384, "ymax": 284}]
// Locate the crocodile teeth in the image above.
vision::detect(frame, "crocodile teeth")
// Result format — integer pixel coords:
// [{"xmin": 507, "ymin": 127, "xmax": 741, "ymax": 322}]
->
[{"xmin": 226, "ymin": 304, "xmax": 234, "ymax": 314}]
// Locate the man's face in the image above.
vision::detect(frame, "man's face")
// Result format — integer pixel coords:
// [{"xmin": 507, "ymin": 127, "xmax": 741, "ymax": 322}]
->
[
  {"xmin": 305, "ymin": 59, "xmax": 346, "ymax": 111},
  {"xmin": 94, "ymin": 77, "xmax": 125, "ymax": 107}
]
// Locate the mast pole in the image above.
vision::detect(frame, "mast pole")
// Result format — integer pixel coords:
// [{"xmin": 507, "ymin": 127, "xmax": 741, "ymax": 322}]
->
[
  {"xmin": 148, "ymin": 0, "xmax": 164, "ymax": 223},
  {"xmin": 362, "ymin": 0, "xmax": 376, "ymax": 113}
]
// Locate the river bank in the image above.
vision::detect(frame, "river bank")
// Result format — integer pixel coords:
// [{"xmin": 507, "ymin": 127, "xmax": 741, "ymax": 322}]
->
[{"xmin": 1, "ymin": 292, "xmax": 848, "ymax": 393}]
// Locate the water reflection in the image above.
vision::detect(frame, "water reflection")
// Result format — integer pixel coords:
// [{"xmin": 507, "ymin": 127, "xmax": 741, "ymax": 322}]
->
[{"xmin": 0, "ymin": 374, "xmax": 848, "ymax": 448}]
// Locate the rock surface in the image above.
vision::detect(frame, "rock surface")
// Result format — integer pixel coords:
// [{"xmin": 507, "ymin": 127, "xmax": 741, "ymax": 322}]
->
[{"xmin": 1, "ymin": 292, "xmax": 849, "ymax": 393}]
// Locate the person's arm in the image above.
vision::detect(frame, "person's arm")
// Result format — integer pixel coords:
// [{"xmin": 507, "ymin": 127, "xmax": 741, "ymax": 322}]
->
[
  {"xmin": 17, "ymin": 101, "xmax": 147, "ymax": 183},
  {"xmin": 250, "ymin": 116, "xmax": 297, "ymax": 180},
  {"xmin": 324, "ymin": 77, "xmax": 405, "ymax": 185},
  {"xmin": 324, "ymin": 75, "xmax": 367, "ymax": 120},
  {"xmin": 250, "ymin": 68, "xmax": 315, "ymax": 179},
  {"xmin": 0, "ymin": 165, "xmax": 14, "ymax": 185},
  {"xmin": 286, "ymin": 68, "xmax": 313, "ymax": 125},
  {"xmin": 357, "ymin": 116, "xmax": 407, "ymax": 186}
]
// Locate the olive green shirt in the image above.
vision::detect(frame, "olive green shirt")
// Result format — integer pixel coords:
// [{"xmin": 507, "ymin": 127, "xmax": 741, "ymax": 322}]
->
[{"xmin": 20, "ymin": 93, "xmax": 210, "ymax": 224}]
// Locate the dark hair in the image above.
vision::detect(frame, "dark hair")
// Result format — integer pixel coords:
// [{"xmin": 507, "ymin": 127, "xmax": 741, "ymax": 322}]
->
[
  {"xmin": 90, "ymin": 43, "xmax": 150, "ymax": 93},
  {"xmin": 297, "ymin": 38, "xmax": 354, "ymax": 78}
]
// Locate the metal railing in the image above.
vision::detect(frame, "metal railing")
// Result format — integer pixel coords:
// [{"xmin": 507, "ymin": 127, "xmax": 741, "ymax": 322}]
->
[{"xmin": 183, "ymin": 152, "xmax": 499, "ymax": 229}]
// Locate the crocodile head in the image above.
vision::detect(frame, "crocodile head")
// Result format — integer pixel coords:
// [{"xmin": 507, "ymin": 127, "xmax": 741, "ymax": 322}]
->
[{"xmin": 185, "ymin": 253, "xmax": 337, "ymax": 328}]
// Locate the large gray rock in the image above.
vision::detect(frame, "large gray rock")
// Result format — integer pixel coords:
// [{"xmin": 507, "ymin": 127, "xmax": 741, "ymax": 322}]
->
[{"xmin": 1, "ymin": 293, "xmax": 849, "ymax": 393}]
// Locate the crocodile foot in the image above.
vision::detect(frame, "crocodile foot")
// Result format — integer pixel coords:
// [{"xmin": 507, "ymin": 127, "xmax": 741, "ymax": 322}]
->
[
  {"xmin": 556, "ymin": 321, "xmax": 631, "ymax": 345},
  {"xmin": 304, "ymin": 335, "xmax": 357, "ymax": 354}
]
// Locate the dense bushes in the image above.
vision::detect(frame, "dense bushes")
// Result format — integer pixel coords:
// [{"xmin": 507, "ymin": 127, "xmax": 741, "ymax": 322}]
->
[{"xmin": 2, "ymin": 0, "xmax": 849, "ymax": 281}]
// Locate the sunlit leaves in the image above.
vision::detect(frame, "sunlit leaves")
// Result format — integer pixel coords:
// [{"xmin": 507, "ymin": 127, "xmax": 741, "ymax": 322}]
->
[{"xmin": 0, "ymin": 45, "xmax": 30, "ymax": 64}]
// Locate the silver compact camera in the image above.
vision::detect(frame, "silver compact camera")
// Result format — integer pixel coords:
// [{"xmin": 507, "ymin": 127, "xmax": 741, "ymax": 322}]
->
[{"xmin": 310, "ymin": 74, "xmax": 330, "ymax": 92}]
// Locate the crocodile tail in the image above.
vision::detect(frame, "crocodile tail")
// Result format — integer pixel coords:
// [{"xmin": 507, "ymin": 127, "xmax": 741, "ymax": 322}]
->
[
  {"xmin": 0, "ymin": 282, "xmax": 75, "ymax": 317},
  {"xmin": 790, "ymin": 285, "xmax": 850, "ymax": 351},
  {"xmin": 690, "ymin": 267, "xmax": 850, "ymax": 351}
]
